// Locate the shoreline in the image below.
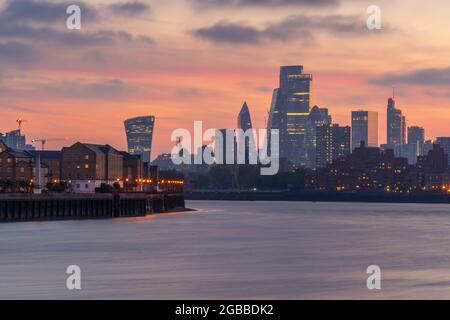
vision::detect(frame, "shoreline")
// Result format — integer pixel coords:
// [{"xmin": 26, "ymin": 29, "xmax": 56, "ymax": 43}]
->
[
  {"xmin": 185, "ymin": 191, "xmax": 450, "ymax": 205},
  {"xmin": 165, "ymin": 207, "xmax": 196, "ymax": 213}
]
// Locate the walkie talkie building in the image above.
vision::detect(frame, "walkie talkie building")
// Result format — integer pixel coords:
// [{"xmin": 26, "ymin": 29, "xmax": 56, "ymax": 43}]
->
[{"xmin": 124, "ymin": 116, "xmax": 155, "ymax": 163}]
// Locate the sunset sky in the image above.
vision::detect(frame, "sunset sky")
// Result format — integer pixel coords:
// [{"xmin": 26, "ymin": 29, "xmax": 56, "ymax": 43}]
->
[{"xmin": 1, "ymin": 0, "xmax": 450, "ymax": 158}]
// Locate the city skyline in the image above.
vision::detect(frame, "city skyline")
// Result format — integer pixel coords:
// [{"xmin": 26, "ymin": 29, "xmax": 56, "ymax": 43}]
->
[
  {"xmin": 1, "ymin": 67, "xmax": 445, "ymax": 162},
  {"xmin": 2, "ymin": 0, "xmax": 450, "ymax": 157}
]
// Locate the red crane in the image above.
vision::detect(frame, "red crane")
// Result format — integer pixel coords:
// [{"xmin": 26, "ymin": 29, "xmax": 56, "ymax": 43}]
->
[{"xmin": 16, "ymin": 118, "xmax": 27, "ymax": 134}]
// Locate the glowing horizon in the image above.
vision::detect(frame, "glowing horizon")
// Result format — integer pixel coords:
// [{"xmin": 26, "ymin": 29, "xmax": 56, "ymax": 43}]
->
[{"xmin": 2, "ymin": 0, "xmax": 450, "ymax": 158}]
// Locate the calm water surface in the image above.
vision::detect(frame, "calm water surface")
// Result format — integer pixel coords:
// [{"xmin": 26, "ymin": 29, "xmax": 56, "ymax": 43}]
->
[{"xmin": 1, "ymin": 200, "xmax": 450, "ymax": 299}]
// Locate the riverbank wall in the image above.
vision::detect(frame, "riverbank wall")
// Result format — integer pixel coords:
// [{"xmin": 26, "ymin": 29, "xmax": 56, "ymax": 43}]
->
[
  {"xmin": 186, "ymin": 191, "xmax": 450, "ymax": 204},
  {"xmin": 0, "ymin": 193, "xmax": 185, "ymax": 222}
]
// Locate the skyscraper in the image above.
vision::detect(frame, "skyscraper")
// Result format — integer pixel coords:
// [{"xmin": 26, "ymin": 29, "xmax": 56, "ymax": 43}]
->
[
  {"xmin": 407, "ymin": 126, "xmax": 425, "ymax": 165},
  {"xmin": 124, "ymin": 116, "xmax": 155, "ymax": 163},
  {"xmin": 408, "ymin": 126, "xmax": 425, "ymax": 145},
  {"xmin": 306, "ymin": 105, "xmax": 332, "ymax": 168},
  {"xmin": 267, "ymin": 66, "xmax": 312, "ymax": 166},
  {"xmin": 6, "ymin": 130, "xmax": 25, "ymax": 149},
  {"xmin": 351, "ymin": 111, "xmax": 378, "ymax": 150},
  {"xmin": 436, "ymin": 137, "xmax": 450, "ymax": 166},
  {"xmin": 387, "ymin": 95, "xmax": 406, "ymax": 146},
  {"xmin": 237, "ymin": 102, "xmax": 252, "ymax": 131},
  {"xmin": 0, "ymin": 129, "xmax": 34, "ymax": 150},
  {"xmin": 237, "ymin": 102, "xmax": 255, "ymax": 164},
  {"xmin": 316, "ymin": 124, "xmax": 350, "ymax": 168}
]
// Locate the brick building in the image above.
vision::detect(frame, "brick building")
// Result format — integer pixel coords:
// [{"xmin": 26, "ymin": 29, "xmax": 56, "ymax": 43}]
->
[
  {"xmin": 121, "ymin": 151, "xmax": 143, "ymax": 191},
  {"xmin": 27, "ymin": 151, "xmax": 62, "ymax": 182},
  {"xmin": 61, "ymin": 142, "xmax": 124, "ymax": 193},
  {"xmin": 0, "ymin": 141, "xmax": 48, "ymax": 187}
]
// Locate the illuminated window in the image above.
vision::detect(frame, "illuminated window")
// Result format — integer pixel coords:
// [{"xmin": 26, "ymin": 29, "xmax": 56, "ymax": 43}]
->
[{"xmin": 84, "ymin": 164, "xmax": 89, "ymax": 169}]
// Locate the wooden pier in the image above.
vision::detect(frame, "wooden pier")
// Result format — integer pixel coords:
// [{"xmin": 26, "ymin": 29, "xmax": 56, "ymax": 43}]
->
[{"xmin": 0, "ymin": 193, "xmax": 185, "ymax": 222}]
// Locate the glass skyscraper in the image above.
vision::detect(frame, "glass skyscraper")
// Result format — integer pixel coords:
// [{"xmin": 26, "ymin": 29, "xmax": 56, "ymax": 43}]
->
[
  {"xmin": 306, "ymin": 105, "xmax": 332, "ymax": 168},
  {"xmin": 124, "ymin": 116, "xmax": 155, "ymax": 163},
  {"xmin": 387, "ymin": 96, "xmax": 406, "ymax": 146},
  {"xmin": 316, "ymin": 124, "xmax": 351, "ymax": 168},
  {"xmin": 237, "ymin": 102, "xmax": 255, "ymax": 164},
  {"xmin": 0, "ymin": 129, "xmax": 34, "ymax": 150},
  {"xmin": 408, "ymin": 126, "xmax": 425, "ymax": 145},
  {"xmin": 407, "ymin": 126, "xmax": 425, "ymax": 164},
  {"xmin": 436, "ymin": 137, "xmax": 450, "ymax": 166},
  {"xmin": 351, "ymin": 111, "xmax": 378, "ymax": 150},
  {"xmin": 267, "ymin": 66, "xmax": 312, "ymax": 166},
  {"xmin": 237, "ymin": 102, "xmax": 252, "ymax": 131}
]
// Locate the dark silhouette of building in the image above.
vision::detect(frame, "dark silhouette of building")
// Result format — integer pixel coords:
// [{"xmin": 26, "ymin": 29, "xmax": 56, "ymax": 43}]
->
[
  {"xmin": 435, "ymin": 137, "xmax": 450, "ymax": 166},
  {"xmin": 351, "ymin": 110, "xmax": 378, "ymax": 150},
  {"xmin": 120, "ymin": 151, "xmax": 143, "ymax": 190},
  {"xmin": 407, "ymin": 126, "xmax": 425, "ymax": 164},
  {"xmin": 306, "ymin": 105, "xmax": 332, "ymax": 168},
  {"xmin": 311, "ymin": 141, "xmax": 408, "ymax": 192},
  {"xmin": 408, "ymin": 126, "xmax": 425, "ymax": 145},
  {"xmin": 417, "ymin": 144, "xmax": 448, "ymax": 173},
  {"xmin": 315, "ymin": 124, "xmax": 350, "ymax": 168},
  {"xmin": 151, "ymin": 153, "xmax": 180, "ymax": 171},
  {"xmin": 387, "ymin": 94, "xmax": 406, "ymax": 146},
  {"xmin": 415, "ymin": 144, "xmax": 449, "ymax": 191}
]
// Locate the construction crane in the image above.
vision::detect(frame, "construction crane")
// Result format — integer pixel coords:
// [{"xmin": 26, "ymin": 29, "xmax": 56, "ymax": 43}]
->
[
  {"xmin": 16, "ymin": 118, "xmax": 27, "ymax": 135},
  {"xmin": 31, "ymin": 138, "xmax": 66, "ymax": 151}
]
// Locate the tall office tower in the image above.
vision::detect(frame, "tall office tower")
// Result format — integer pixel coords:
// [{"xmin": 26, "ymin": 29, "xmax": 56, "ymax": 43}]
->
[
  {"xmin": 5, "ymin": 129, "xmax": 26, "ymax": 149},
  {"xmin": 267, "ymin": 65, "xmax": 312, "ymax": 166},
  {"xmin": 408, "ymin": 126, "xmax": 425, "ymax": 145},
  {"xmin": 351, "ymin": 111, "xmax": 378, "ymax": 150},
  {"xmin": 423, "ymin": 140, "xmax": 434, "ymax": 156},
  {"xmin": 407, "ymin": 126, "xmax": 425, "ymax": 165},
  {"xmin": 401, "ymin": 116, "xmax": 406, "ymax": 144},
  {"xmin": 315, "ymin": 124, "xmax": 351, "ymax": 168},
  {"xmin": 387, "ymin": 95, "xmax": 406, "ymax": 146},
  {"xmin": 436, "ymin": 137, "xmax": 450, "ymax": 166},
  {"xmin": 306, "ymin": 105, "xmax": 332, "ymax": 168},
  {"xmin": 237, "ymin": 102, "xmax": 255, "ymax": 164},
  {"xmin": 124, "ymin": 116, "xmax": 155, "ymax": 163}
]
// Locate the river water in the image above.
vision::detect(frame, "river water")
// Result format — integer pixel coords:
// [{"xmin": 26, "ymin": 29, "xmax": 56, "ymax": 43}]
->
[{"xmin": 1, "ymin": 200, "xmax": 450, "ymax": 299}]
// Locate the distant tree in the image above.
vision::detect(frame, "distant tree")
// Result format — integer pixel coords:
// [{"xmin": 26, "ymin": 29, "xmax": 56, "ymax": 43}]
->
[{"xmin": 187, "ymin": 165, "xmax": 309, "ymax": 191}]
